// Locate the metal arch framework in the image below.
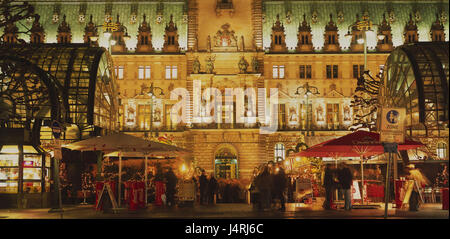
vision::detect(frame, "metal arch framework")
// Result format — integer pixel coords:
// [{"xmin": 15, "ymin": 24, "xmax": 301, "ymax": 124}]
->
[
  {"xmin": 0, "ymin": 53, "xmax": 63, "ymax": 128},
  {"xmin": 0, "ymin": 43, "xmax": 119, "ymax": 141},
  {"xmin": 383, "ymin": 42, "xmax": 449, "ymax": 138}
]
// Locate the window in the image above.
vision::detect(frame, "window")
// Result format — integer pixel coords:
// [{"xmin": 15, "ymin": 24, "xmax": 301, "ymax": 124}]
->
[
  {"xmin": 353, "ymin": 65, "xmax": 365, "ymax": 78},
  {"xmin": 114, "ymin": 66, "xmax": 124, "ymax": 80},
  {"xmin": 138, "ymin": 66, "xmax": 151, "ymax": 80},
  {"xmin": 165, "ymin": 66, "xmax": 178, "ymax": 79},
  {"xmin": 274, "ymin": 143, "xmax": 285, "ymax": 162},
  {"xmin": 326, "ymin": 103, "xmax": 339, "ymax": 129},
  {"xmin": 437, "ymin": 142, "xmax": 447, "ymax": 159},
  {"xmin": 299, "ymin": 65, "xmax": 312, "ymax": 79},
  {"xmin": 137, "ymin": 105, "xmax": 151, "ymax": 130},
  {"xmin": 141, "ymin": 35, "xmax": 149, "ymax": 45},
  {"xmin": 326, "ymin": 65, "xmax": 338, "ymax": 79},
  {"xmin": 301, "ymin": 35, "xmax": 309, "ymax": 44},
  {"xmin": 273, "ymin": 65, "xmax": 285, "ymax": 79}
]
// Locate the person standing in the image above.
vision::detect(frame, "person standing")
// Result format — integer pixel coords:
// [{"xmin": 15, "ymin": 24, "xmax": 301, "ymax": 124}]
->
[
  {"xmin": 273, "ymin": 165, "xmax": 288, "ymax": 211},
  {"xmin": 199, "ymin": 170, "xmax": 208, "ymax": 205},
  {"xmin": 256, "ymin": 166, "xmax": 273, "ymax": 210},
  {"xmin": 207, "ymin": 173, "xmax": 218, "ymax": 205},
  {"xmin": 323, "ymin": 164, "xmax": 335, "ymax": 210},
  {"xmin": 338, "ymin": 163, "xmax": 353, "ymax": 211},
  {"xmin": 406, "ymin": 164, "xmax": 430, "ymax": 211},
  {"xmin": 164, "ymin": 167, "xmax": 178, "ymax": 207}
]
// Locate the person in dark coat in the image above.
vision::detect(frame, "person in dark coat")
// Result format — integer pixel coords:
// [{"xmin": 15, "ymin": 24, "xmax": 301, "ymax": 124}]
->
[
  {"xmin": 337, "ymin": 163, "xmax": 353, "ymax": 210},
  {"xmin": 273, "ymin": 165, "xmax": 288, "ymax": 211},
  {"xmin": 164, "ymin": 168, "xmax": 178, "ymax": 207},
  {"xmin": 199, "ymin": 170, "xmax": 208, "ymax": 205},
  {"xmin": 323, "ymin": 164, "xmax": 335, "ymax": 210},
  {"xmin": 207, "ymin": 173, "xmax": 218, "ymax": 205},
  {"xmin": 256, "ymin": 166, "xmax": 273, "ymax": 210}
]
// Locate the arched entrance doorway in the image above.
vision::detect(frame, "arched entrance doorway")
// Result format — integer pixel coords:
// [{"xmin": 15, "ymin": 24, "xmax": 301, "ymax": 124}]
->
[{"xmin": 214, "ymin": 144, "xmax": 238, "ymax": 179}]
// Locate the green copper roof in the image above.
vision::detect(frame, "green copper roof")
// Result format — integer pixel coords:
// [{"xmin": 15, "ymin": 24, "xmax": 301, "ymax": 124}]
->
[
  {"xmin": 263, "ymin": 1, "xmax": 449, "ymax": 52},
  {"xmin": 15, "ymin": 1, "xmax": 187, "ymax": 51}
]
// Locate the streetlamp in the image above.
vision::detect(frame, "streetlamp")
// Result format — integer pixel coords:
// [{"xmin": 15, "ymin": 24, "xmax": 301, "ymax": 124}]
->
[
  {"xmin": 344, "ymin": 15, "xmax": 385, "ymax": 72},
  {"xmin": 295, "ymin": 83, "xmax": 319, "ymax": 136}
]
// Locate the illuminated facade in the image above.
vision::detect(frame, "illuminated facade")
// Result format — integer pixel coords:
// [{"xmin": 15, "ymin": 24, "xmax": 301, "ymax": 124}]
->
[{"xmin": 2, "ymin": 0, "xmax": 449, "ymax": 181}]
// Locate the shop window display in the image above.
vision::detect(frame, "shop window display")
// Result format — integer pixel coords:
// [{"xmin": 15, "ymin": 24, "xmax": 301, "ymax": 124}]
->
[{"xmin": 0, "ymin": 145, "xmax": 49, "ymax": 195}]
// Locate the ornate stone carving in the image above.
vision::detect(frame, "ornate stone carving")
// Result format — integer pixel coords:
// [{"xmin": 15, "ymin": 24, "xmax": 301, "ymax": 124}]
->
[
  {"xmin": 238, "ymin": 56, "xmax": 249, "ymax": 74},
  {"xmin": 212, "ymin": 23, "xmax": 238, "ymax": 52},
  {"xmin": 193, "ymin": 57, "xmax": 201, "ymax": 74},
  {"xmin": 205, "ymin": 55, "xmax": 215, "ymax": 74},
  {"xmin": 251, "ymin": 57, "xmax": 259, "ymax": 72}
]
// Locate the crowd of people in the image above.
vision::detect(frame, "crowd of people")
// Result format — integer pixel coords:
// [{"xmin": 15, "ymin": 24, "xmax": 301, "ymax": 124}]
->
[
  {"xmin": 323, "ymin": 163, "xmax": 353, "ymax": 211},
  {"xmin": 250, "ymin": 162, "xmax": 289, "ymax": 211}
]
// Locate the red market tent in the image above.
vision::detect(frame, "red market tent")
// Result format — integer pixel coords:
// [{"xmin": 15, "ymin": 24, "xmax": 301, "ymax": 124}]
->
[
  {"xmin": 294, "ymin": 130, "xmax": 424, "ymax": 204},
  {"xmin": 295, "ymin": 130, "xmax": 423, "ymax": 158}
]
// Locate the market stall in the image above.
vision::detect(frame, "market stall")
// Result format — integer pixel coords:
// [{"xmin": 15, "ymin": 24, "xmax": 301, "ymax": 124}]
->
[
  {"xmin": 294, "ymin": 130, "xmax": 423, "ymax": 208},
  {"xmin": 63, "ymin": 133, "xmax": 190, "ymax": 211}
]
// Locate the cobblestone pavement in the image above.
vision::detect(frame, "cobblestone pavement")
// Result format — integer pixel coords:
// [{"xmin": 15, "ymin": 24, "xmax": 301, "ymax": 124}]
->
[{"xmin": 0, "ymin": 203, "xmax": 448, "ymax": 219}]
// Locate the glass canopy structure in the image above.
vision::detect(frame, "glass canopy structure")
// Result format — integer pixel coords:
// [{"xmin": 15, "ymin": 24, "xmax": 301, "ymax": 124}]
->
[
  {"xmin": 0, "ymin": 43, "xmax": 118, "ymax": 207},
  {"xmin": 381, "ymin": 42, "xmax": 449, "ymax": 159},
  {"xmin": 0, "ymin": 43, "xmax": 119, "ymax": 141}
]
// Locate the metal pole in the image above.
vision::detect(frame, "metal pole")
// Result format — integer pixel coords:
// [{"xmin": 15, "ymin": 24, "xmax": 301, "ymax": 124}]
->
[
  {"xmin": 384, "ymin": 152, "xmax": 392, "ymax": 219},
  {"xmin": 363, "ymin": 30, "xmax": 367, "ymax": 71},
  {"xmin": 150, "ymin": 95, "xmax": 153, "ymax": 138},
  {"xmin": 118, "ymin": 152, "xmax": 122, "ymax": 207},
  {"xmin": 145, "ymin": 155, "xmax": 148, "ymax": 205},
  {"xmin": 360, "ymin": 155, "xmax": 365, "ymax": 205},
  {"xmin": 306, "ymin": 93, "xmax": 309, "ymax": 136}
]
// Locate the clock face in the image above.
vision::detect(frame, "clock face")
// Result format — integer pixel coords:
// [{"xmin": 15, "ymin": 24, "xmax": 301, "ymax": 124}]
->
[
  {"xmin": 130, "ymin": 15, "xmax": 137, "ymax": 24},
  {"xmin": 156, "ymin": 15, "xmax": 163, "ymax": 24},
  {"xmin": 78, "ymin": 14, "xmax": 85, "ymax": 23},
  {"xmin": 52, "ymin": 14, "xmax": 59, "ymax": 23}
]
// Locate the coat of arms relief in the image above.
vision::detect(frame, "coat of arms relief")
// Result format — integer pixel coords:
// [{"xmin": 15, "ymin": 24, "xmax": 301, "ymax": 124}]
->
[{"xmin": 211, "ymin": 23, "xmax": 238, "ymax": 52}]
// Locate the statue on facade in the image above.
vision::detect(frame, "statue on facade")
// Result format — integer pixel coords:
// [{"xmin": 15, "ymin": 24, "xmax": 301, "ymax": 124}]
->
[
  {"xmin": 205, "ymin": 55, "xmax": 215, "ymax": 74},
  {"xmin": 193, "ymin": 57, "xmax": 201, "ymax": 74},
  {"xmin": 251, "ymin": 56, "xmax": 259, "ymax": 72},
  {"xmin": 207, "ymin": 35, "xmax": 211, "ymax": 52},
  {"xmin": 238, "ymin": 56, "xmax": 249, "ymax": 73}
]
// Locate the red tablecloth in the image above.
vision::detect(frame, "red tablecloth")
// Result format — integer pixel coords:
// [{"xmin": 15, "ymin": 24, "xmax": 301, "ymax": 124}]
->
[
  {"xmin": 442, "ymin": 188, "xmax": 449, "ymax": 210},
  {"xmin": 395, "ymin": 180, "xmax": 406, "ymax": 208},
  {"xmin": 367, "ymin": 184, "xmax": 384, "ymax": 198}
]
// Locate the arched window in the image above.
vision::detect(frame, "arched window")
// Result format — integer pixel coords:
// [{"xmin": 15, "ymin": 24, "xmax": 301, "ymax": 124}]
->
[
  {"xmin": 274, "ymin": 143, "xmax": 285, "ymax": 162},
  {"xmin": 437, "ymin": 142, "xmax": 447, "ymax": 159}
]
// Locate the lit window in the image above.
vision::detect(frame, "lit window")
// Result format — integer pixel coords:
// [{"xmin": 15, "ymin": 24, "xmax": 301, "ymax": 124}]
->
[
  {"xmin": 172, "ymin": 66, "xmax": 177, "ymax": 79},
  {"xmin": 115, "ymin": 66, "xmax": 124, "ymax": 80},
  {"xmin": 166, "ymin": 66, "xmax": 177, "ymax": 79},
  {"xmin": 437, "ymin": 142, "xmax": 447, "ymax": 159},
  {"xmin": 138, "ymin": 66, "xmax": 151, "ymax": 80},
  {"xmin": 145, "ymin": 66, "xmax": 151, "ymax": 79},
  {"xmin": 274, "ymin": 143, "xmax": 285, "ymax": 162},
  {"xmin": 273, "ymin": 65, "xmax": 285, "ymax": 79},
  {"xmin": 138, "ymin": 66, "xmax": 144, "ymax": 80}
]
